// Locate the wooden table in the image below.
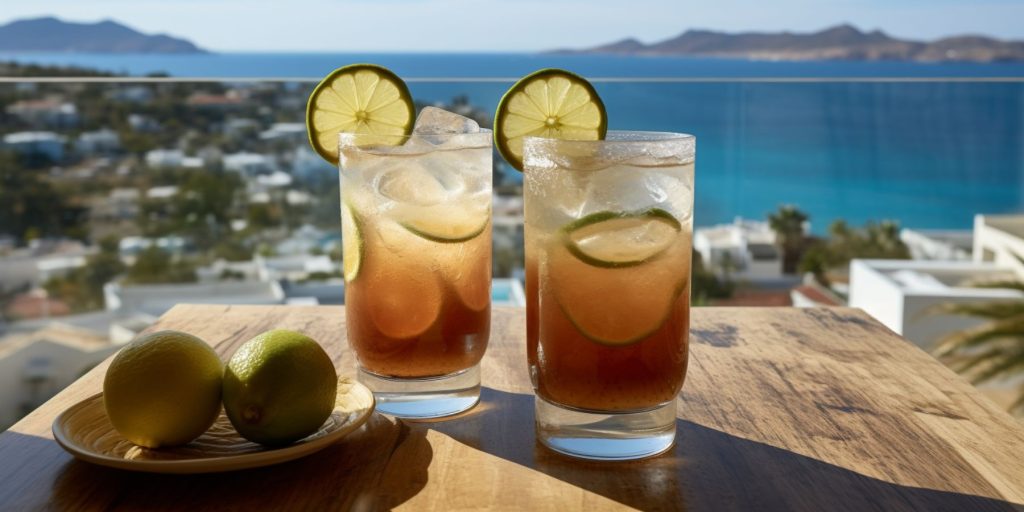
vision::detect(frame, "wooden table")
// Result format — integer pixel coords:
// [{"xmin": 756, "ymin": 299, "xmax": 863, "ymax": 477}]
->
[{"xmin": 1, "ymin": 305, "xmax": 1023, "ymax": 511}]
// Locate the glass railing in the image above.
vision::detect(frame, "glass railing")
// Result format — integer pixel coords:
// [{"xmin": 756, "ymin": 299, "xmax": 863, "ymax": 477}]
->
[
  {"xmin": 2, "ymin": 76, "xmax": 1023, "ymax": 427},
  {"xmin": 1, "ymin": 77, "xmax": 1022, "ymax": 305}
]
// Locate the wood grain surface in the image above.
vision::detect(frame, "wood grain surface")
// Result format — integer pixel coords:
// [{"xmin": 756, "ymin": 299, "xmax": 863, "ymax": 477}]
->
[{"xmin": 1, "ymin": 305, "xmax": 1023, "ymax": 511}]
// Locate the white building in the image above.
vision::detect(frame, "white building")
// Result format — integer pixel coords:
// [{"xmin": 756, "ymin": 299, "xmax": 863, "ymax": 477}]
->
[
  {"xmin": 104, "ymin": 281, "xmax": 286, "ymax": 317},
  {"xmin": 850, "ymin": 214, "xmax": 1024, "ymax": 350},
  {"xmin": 275, "ymin": 225, "xmax": 328, "ymax": 256},
  {"xmin": 901, "ymin": 228, "xmax": 972, "ymax": 261},
  {"xmin": 224, "ymin": 152, "xmax": 276, "ymax": 175},
  {"xmin": 127, "ymin": 114, "xmax": 159, "ymax": 133},
  {"xmin": 0, "ymin": 240, "xmax": 93, "ymax": 292},
  {"xmin": 118, "ymin": 236, "xmax": 188, "ymax": 258},
  {"xmin": 292, "ymin": 146, "xmax": 334, "ymax": 182},
  {"xmin": 849, "ymin": 259, "xmax": 1022, "ymax": 349},
  {"xmin": 108, "ymin": 86, "xmax": 153, "ymax": 104},
  {"xmin": 0, "ymin": 310, "xmax": 154, "ymax": 428},
  {"xmin": 146, "ymin": 185, "xmax": 179, "ymax": 201},
  {"xmin": 2, "ymin": 131, "xmax": 65, "ymax": 161},
  {"xmin": 106, "ymin": 188, "xmax": 141, "ymax": 220},
  {"xmin": 5, "ymin": 99, "xmax": 78, "ymax": 128},
  {"xmin": 75, "ymin": 129, "xmax": 121, "ymax": 155},
  {"xmin": 694, "ymin": 218, "xmax": 785, "ymax": 282},
  {"xmin": 196, "ymin": 254, "xmax": 338, "ymax": 284},
  {"xmin": 974, "ymin": 215, "xmax": 1024, "ymax": 271},
  {"xmin": 0, "ymin": 324, "xmax": 119, "ymax": 427},
  {"xmin": 256, "ymin": 171, "xmax": 293, "ymax": 188},
  {"xmin": 259, "ymin": 122, "xmax": 306, "ymax": 141},
  {"xmin": 259, "ymin": 255, "xmax": 337, "ymax": 281},
  {"xmin": 286, "ymin": 190, "xmax": 312, "ymax": 206},
  {"xmin": 145, "ymin": 149, "xmax": 185, "ymax": 169},
  {"xmin": 223, "ymin": 118, "xmax": 260, "ymax": 137},
  {"xmin": 196, "ymin": 259, "xmax": 263, "ymax": 283},
  {"xmin": 35, "ymin": 255, "xmax": 88, "ymax": 283}
]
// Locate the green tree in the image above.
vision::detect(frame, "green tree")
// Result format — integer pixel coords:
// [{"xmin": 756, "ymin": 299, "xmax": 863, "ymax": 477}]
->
[
  {"xmin": 124, "ymin": 246, "xmax": 197, "ymax": 284},
  {"xmin": 932, "ymin": 288, "xmax": 1024, "ymax": 415},
  {"xmin": 214, "ymin": 236, "xmax": 254, "ymax": 262},
  {"xmin": 0, "ymin": 151, "xmax": 87, "ymax": 244},
  {"xmin": 800, "ymin": 219, "xmax": 911, "ymax": 286},
  {"xmin": 247, "ymin": 203, "xmax": 282, "ymax": 231},
  {"xmin": 81, "ymin": 236, "xmax": 127, "ymax": 297},
  {"xmin": 768, "ymin": 205, "xmax": 809, "ymax": 275},
  {"xmin": 44, "ymin": 236, "xmax": 125, "ymax": 311},
  {"xmin": 136, "ymin": 168, "xmax": 242, "ymax": 249},
  {"xmin": 691, "ymin": 249, "xmax": 734, "ymax": 305},
  {"xmin": 798, "ymin": 242, "xmax": 832, "ymax": 287}
]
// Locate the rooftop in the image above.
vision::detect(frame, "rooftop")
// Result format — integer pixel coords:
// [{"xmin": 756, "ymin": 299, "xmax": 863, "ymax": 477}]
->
[
  {"xmin": 0, "ymin": 323, "xmax": 110, "ymax": 359},
  {"xmin": 861, "ymin": 259, "xmax": 1022, "ymax": 296},
  {"xmin": 983, "ymin": 214, "xmax": 1024, "ymax": 240},
  {"xmin": 2, "ymin": 131, "xmax": 63, "ymax": 144}
]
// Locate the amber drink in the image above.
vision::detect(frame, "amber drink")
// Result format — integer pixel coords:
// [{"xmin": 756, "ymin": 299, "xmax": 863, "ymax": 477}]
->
[
  {"xmin": 339, "ymin": 114, "xmax": 492, "ymax": 419},
  {"xmin": 524, "ymin": 131, "xmax": 694, "ymax": 459}
]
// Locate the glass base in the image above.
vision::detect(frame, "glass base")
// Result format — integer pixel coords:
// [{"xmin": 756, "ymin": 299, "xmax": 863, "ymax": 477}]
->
[
  {"xmin": 358, "ymin": 364, "xmax": 480, "ymax": 419},
  {"xmin": 535, "ymin": 396, "xmax": 676, "ymax": 461}
]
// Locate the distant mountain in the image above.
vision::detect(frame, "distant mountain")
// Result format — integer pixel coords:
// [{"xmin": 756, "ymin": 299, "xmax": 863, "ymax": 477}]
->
[
  {"xmin": 0, "ymin": 17, "xmax": 207, "ymax": 54},
  {"xmin": 553, "ymin": 24, "xmax": 1024, "ymax": 63}
]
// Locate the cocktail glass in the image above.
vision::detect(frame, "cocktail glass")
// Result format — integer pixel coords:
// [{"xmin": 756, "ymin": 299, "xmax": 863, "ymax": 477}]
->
[
  {"xmin": 338, "ymin": 124, "xmax": 492, "ymax": 419},
  {"xmin": 523, "ymin": 131, "xmax": 694, "ymax": 459}
]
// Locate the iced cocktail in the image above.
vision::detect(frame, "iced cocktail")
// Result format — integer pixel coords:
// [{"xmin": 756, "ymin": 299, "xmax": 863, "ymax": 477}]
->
[
  {"xmin": 339, "ymin": 110, "xmax": 492, "ymax": 418},
  {"xmin": 523, "ymin": 131, "xmax": 694, "ymax": 459}
]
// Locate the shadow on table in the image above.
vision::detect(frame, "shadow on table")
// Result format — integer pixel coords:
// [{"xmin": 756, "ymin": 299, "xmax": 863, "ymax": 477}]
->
[
  {"xmin": 41, "ymin": 412, "xmax": 431, "ymax": 511},
  {"xmin": 420, "ymin": 387, "xmax": 1021, "ymax": 512}
]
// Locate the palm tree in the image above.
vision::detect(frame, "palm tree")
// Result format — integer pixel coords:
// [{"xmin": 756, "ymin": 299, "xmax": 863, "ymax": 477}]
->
[
  {"xmin": 768, "ymin": 205, "xmax": 809, "ymax": 274},
  {"xmin": 933, "ymin": 284, "xmax": 1024, "ymax": 415}
]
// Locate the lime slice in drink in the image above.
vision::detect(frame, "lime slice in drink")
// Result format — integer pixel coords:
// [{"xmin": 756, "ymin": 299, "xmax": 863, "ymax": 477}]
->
[
  {"xmin": 548, "ymin": 221, "xmax": 688, "ymax": 346},
  {"xmin": 341, "ymin": 202, "xmax": 363, "ymax": 282},
  {"xmin": 493, "ymin": 68, "xmax": 607, "ymax": 171},
  {"xmin": 306, "ymin": 64, "xmax": 415, "ymax": 164},
  {"xmin": 347, "ymin": 259, "xmax": 444, "ymax": 340},
  {"xmin": 563, "ymin": 208, "xmax": 681, "ymax": 268},
  {"xmin": 396, "ymin": 203, "xmax": 491, "ymax": 243},
  {"xmin": 452, "ymin": 248, "xmax": 491, "ymax": 312}
]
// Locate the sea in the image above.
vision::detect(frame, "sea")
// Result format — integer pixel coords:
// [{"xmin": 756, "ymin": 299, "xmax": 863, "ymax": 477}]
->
[{"xmin": 3, "ymin": 52, "xmax": 1024, "ymax": 232}]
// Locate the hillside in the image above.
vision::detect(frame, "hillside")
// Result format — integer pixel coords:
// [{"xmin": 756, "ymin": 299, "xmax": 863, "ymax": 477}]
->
[
  {"xmin": 554, "ymin": 24, "xmax": 1024, "ymax": 62},
  {"xmin": 0, "ymin": 17, "xmax": 206, "ymax": 54}
]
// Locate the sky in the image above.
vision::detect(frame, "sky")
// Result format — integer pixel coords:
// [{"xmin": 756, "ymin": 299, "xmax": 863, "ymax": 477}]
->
[{"xmin": 2, "ymin": 0, "xmax": 1024, "ymax": 52}]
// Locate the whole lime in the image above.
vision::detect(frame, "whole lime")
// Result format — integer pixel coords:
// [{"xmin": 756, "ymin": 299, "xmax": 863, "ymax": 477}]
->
[
  {"xmin": 103, "ymin": 330, "xmax": 223, "ymax": 448},
  {"xmin": 222, "ymin": 330, "xmax": 338, "ymax": 446}
]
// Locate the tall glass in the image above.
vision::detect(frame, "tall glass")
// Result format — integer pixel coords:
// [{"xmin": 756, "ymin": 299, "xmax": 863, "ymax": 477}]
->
[
  {"xmin": 339, "ymin": 130, "xmax": 492, "ymax": 419},
  {"xmin": 523, "ymin": 131, "xmax": 694, "ymax": 459}
]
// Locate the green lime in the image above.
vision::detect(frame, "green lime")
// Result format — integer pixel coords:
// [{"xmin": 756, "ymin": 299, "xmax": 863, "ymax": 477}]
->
[
  {"xmin": 548, "ymin": 224, "xmax": 688, "ymax": 346},
  {"xmin": 103, "ymin": 330, "xmax": 223, "ymax": 448},
  {"xmin": 223, "ymin": 330, "xmax": 338, "ymax": 446},
  {"xmin": 306, "ymin": 64, "xmax": 415, "ymax": 164},
  {"xmin": 341, "ymin": 202, "xmax": 363, "ymax": 282},
  {"xmin": 493, "ymin": 68, "xmax": 607, "ymax": 171},
  {"xmin": 397, "ymin": 203, "xmax": 491, "ymax": 243},
  {"xmin": 562, "ymin": 208, "xmax": 681, "ymax": 268}
]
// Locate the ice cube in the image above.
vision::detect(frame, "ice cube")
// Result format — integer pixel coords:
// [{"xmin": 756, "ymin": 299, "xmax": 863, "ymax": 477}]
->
[
  {"xmin": 373, "ymin": 158, "xmax": 467, "ymax": 206},
  {"xmin": 580, "ymin": 167, "xmax": 693, "ymax": 221},
  {"xmin": 375, "ymin": 166, "xmax": 448, "ymax": 206},
  {"xmin": 414, "ymin": 106, "xmax": 480, "ymax": 135}
]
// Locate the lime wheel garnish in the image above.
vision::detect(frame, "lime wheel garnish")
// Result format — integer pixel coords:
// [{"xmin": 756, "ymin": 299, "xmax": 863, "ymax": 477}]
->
[
  {"xmin": 306, "ymin": 64, "xmax": 415, "ymax": 164},
  {"xmin": 493, "ymin": 68, "xmax": 607, "ymax": 171}
]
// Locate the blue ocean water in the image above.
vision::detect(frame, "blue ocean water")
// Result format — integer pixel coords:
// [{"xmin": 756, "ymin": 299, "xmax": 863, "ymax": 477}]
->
[{"xmin": 3, "ymin": 52, "xmax": 1023, "ymax": 231}]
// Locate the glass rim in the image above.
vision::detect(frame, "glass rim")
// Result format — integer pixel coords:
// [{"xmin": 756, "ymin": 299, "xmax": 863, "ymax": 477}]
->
[
  {"xmin": 338, "ymin": 129, "xmax": 492, "ymax": 156},
  {"xmin": 522, "ymin": 130, "xmax": 695, "ymax": 170},
  {"xmin": 522, "ymin": 130, "xmax": 694, "ymax": 145}
]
